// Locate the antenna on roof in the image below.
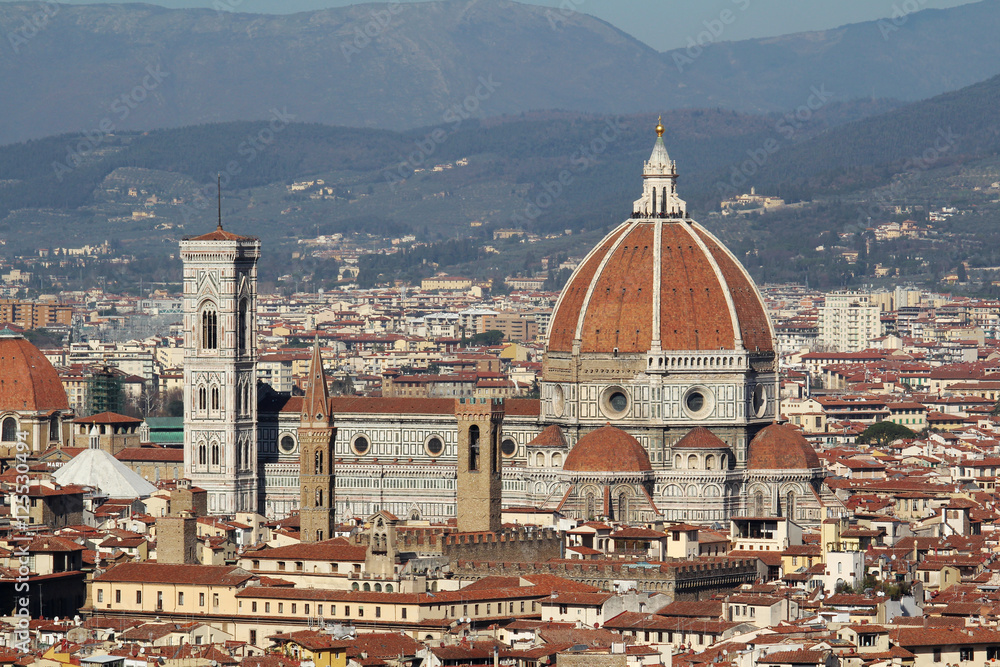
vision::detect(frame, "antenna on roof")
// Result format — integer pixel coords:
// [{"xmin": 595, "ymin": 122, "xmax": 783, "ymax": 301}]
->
[{"xmin": 217, "ymin": 174, "xmax": 223, "ymax": 231}]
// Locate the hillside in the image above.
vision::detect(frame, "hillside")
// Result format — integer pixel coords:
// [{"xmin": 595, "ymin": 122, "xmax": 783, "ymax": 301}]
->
[{"xmin": 0, "ymin": 0, "xmax": 999, "ymax": 143}]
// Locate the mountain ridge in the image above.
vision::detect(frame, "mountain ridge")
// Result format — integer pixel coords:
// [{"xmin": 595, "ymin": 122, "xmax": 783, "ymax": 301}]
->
[{"xmin": 1, "ymin": 0, "xmax": 999, "ymax": 144}]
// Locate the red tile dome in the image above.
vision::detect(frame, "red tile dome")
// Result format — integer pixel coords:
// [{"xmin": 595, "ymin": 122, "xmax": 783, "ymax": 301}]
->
[
  {"xmin": 0, "ymin": 329, "xmax": 69, "ymax": 411},
  {"xmin": 747, "ymin": 423, "xmax": 821, "ymax": 470},
  {"xmin": 673, "ymin": 426, "xmax": 732, "ymax": 450},
  {"xmin": 563, "ymin": 424, "xmax": 652, "ymax": 473},
  {"xmin": 546, "ymin": 219, "xmax": 773, "ymax": 355}
]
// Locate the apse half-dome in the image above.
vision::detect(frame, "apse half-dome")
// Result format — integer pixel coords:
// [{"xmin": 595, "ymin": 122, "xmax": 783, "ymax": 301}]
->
[
  {"xmin": 747, "ymin": 422, "xmax": 821, "ymax": 470},
  {"xmin": 563, "ymin": 424, "xmax": 652, "ymax": 473}
]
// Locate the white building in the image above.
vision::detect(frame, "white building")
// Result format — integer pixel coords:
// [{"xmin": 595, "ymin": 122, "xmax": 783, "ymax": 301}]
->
[{"xmin": 819, "ymin": 291, "xmax": 883, "ymax": 352}]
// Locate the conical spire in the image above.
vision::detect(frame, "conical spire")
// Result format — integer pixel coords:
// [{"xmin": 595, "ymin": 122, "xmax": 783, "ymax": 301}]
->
[{"xmin": 303, "ymin": 336, "xmax": 330, "ymax": 423}]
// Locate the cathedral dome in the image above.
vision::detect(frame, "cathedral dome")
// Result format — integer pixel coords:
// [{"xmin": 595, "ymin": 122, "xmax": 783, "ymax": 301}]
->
[
  {"xmin": 546, "ymin": 125, "xmax": 773, "ymax": 357},
  {"xmin": 0, "ymin": 328, "xmax": 69, "ymax": 412},
  {"xmin": 563, "ymin": 424, "xmax": 652, "ymax": 473},
  {"xmin": 747, "ymin": 423, "xmax": 820, "ymax": 470},
  {"xmin": 546, "ymin": 219, "xmax": 773, "ymax": 355}
]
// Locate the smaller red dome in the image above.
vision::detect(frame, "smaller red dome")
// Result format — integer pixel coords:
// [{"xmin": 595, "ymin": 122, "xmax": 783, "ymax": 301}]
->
[
  {"xmin": 748, "ymin": 423, "xmax": 820, "ymax": 470},
  {"xmin": 563, "ymin": 424, "xmax": 652, "ymax": 473},
  {"xmin": 673, "ymin": 427, "xmax": 732, "ymax": 450},
  {"xmin": 0, "ymin": 330, "xmax": 69, "ymax": 412}
]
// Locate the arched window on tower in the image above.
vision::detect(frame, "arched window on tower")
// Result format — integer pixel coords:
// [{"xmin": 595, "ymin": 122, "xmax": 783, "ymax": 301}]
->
[
  {"xmin": 468, "ymin": 425, "xmax": 480, "ymax": 472},
  {"xmin": 315, "ymin": 450, "xmax": 323, "ymax": 475},
  {"xmin": 49, "ymin": 416, "xmax": 59, "ymax": 443},
  {"xmin": 2, "ymin": 417, "xmax": 17, "ymax": 442},
  {"xmin": 199, "ymin": 444, "xmax": 207, "ymax": 466},
  {"xmin": 785, "ymin": 491, "xmax": 796, "ymax": 519},
  {"xmin": 211, "ymin": 386, "xmax": 219, "ymax": 411},
  {"xmin": 585, "ymin": 492, "xmax": 596, "ymax": 519},
  {"xmin": 199, "ymin": 387, "xmax": 207, "ymax": 411},
  {"xmin": 211, "ymin": 443, "xmax": 219, "ymax": 466},
  {"xmin": 687, "ymin": 454, "xmax": 698, "ymax": 470},
  {"xmin": 315, "ymin": 487, "xmax": 323, "ymax": 507},
  {"xmin": 201, "ymin": 307, "xmax": 218, "ymax": 350},
  {"xmin": 705, "ymin": 454, "xmax": 716, "ymax": 470},
  {"xmin": 238, "ymin": 298, "xmax": 249, "ymax": 356}
]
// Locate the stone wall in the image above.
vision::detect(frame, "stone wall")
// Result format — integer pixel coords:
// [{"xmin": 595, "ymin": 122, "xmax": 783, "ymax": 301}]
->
[{"xmin": 451, "ymin": 557, "xmax": 757, "ymax": 599}]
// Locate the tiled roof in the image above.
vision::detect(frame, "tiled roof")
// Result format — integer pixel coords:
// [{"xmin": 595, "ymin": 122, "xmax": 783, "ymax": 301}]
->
[
  {"xmin": 0, "ymin": 332, "xmax": 69, "ymax": 411},
  {"xmin": 73, "ymin": 412, "xmax": 142, "ymax": 425},
  {"xmin": 758, "ymin": 649, "xmax": 829, "ymax": 664},
  {"xmin": 748, "ymin": 423, "xmax": 821, "ymax": 470},
  {"xmin": 548, "ymin": 221, "xmax": 773, "ymax": 354},
  {"xmin": 673, "ymin": 426, "xmax": 732, "ymax": 451},
  {"xmin": 245, "ymin": 538, "xmax": 367, "ymax": 562},
  {"xmin": 527, "ymin": 424, "xmax": 566, "ymax": 448},
  {"xmin": 185, "ymin": 225, "xmax": 255, "ymax": 242},
  {"xmin": 95, "ymin": 563, "xmax": 254, "ymax": 586},
  {"xmin": 563, "ymin": 424, "xmax": 652, "ymax": 473},
  {"xmin": 115, "ymin": 447, "xmax": 184, "ymax": 462}
]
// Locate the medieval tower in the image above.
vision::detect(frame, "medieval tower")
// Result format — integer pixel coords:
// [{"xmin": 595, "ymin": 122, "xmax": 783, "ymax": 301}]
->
[
  {"xmin": 455, "ymin": 398, "xmax": 503, "ymax": 533},
  {"xmin": 298, "ymin": 338, "xmax": 336, "ymax": 542},
  {"xmin": 180, "ymin": 221, "xmax": 260, "ymax": 514}
]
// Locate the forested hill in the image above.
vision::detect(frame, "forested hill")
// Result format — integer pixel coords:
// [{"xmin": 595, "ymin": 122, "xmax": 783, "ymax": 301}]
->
[{"xmin": 1, "ymin": 0, "xmax": 1000, "ymax": 143}]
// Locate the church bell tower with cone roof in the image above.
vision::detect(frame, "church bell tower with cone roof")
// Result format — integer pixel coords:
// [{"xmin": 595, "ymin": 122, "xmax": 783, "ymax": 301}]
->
[{"xmin": 298, "ymin": 337, "xmax": 336, "ymax": 542}]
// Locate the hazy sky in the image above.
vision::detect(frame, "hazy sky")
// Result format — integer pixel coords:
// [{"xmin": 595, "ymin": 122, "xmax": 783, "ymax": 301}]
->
[{"xmin": 2, "ymin": 0, "xmax": 979, "ymax": 50}]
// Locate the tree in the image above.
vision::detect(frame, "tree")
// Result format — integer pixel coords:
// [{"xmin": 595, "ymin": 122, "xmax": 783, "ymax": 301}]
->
[
  {"xmin": 464, "ymin": 330, "xmax": 504, "ymax": 347},
  {"xmin": 856, "ymin": 421, "xmax": 916, "ymax": 446}
]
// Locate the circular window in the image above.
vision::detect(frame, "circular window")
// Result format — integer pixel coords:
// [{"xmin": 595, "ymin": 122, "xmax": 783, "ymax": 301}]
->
[
  {"xmin": 279, "ymin": 435, "xmax": 296, "ymax": 454},
  {"xmin": 600, "ymin": 386, "xmax": 630, "ymax": 419},
  {"xmin": 751, "ymin": 384, "xmax": 767, "ymax": 418},
  {"xmin": 683, "ymin": 386, "xmax": 714, "ymax": 420},
  {"xmin": 551, "ymin": 384, "xmax": 565, "ymax": 418},
  {"xmin": 352, "ymin": 435, "xmax": 370, "ymax": 456},
  {"xmin": 501, "ymin": 438, "xmax": 517, "ymax": 457},
  {"xmin": 425, "ymin": 436, "xmax": 444, "ymax": 457}
]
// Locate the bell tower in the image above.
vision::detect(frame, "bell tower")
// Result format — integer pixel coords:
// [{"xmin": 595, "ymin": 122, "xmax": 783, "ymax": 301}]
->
[
  {"xmin": 298, "ymin": 338, "xmax": 336, "ymax": 542},
  {"xmin": 455, "ymin": 398, "xmax": 503, "ymax": 533},
  {"xmin": 180, "ymin": 217, "xmax": 259, "ymax": 515}
]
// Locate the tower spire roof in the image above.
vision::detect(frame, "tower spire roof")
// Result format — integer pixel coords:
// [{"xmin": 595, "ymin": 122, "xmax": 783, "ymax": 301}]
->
[
  {"xmin": 303, "ymin": 336, "xmax": 331, "ymax": 423},
  {"xmin": 217, "ymin": 174, "xmax": 223, "ymax": 232}
]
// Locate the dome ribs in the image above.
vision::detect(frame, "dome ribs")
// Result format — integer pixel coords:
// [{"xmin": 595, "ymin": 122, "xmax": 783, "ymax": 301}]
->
[
  {"xmin": 0, "ymin": 336, "xmax": 69, "ymax": 412},
  {"xmin": 547, "ymin": 218, "xmax": 774, "ymax": 357},
  {"xmin": 693, "ymin": 226, "xmax": 775, "ymax": 354},
  {"xmin": 547, "ymin": 223, "xmax": 628, "ymax": 352},
  {"xmin": 580, "ymin": 224, "xmax": 655, "ymax": 354},
  {"xmin": 658, "ymin": 224, "xmax": 734, "ymax": 351}
]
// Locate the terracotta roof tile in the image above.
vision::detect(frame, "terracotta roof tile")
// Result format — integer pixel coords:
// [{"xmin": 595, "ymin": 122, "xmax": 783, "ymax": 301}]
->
[{"xmin": 563, "ymin": 425, "xmax": 652, "ymax": 473}]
